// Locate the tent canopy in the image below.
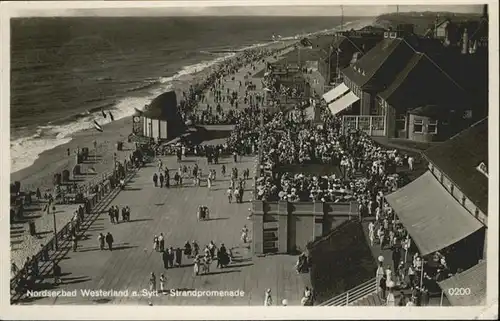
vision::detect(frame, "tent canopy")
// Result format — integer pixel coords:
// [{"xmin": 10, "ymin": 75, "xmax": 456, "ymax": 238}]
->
[{"xmin": 385, "ymin": 171, "xmax": 484, "ymax": 256}]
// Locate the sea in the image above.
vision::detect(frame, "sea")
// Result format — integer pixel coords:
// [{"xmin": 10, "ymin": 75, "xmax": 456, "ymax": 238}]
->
[{"xmin": 10, "ymin": 16, "xmax": 365, "ymax": 173}]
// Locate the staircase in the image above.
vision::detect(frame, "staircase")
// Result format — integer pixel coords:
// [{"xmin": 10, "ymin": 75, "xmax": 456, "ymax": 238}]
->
[
  {"xmin": 263, "ymin": 220, "xmax": 279, "ymax": 254},
  {"xmin": 319, "ymin": 277, "xmax": 380, "ymax": 306}
]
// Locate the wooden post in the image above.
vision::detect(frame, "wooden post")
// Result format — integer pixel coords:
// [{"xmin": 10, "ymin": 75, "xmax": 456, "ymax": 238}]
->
[{"xmin": 50, "ymin": 205, "xmax": 58, "ymax": 250}]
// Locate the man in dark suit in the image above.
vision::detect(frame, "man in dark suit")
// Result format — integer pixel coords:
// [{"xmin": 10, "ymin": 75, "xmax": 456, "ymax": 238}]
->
[{"xmin": 105, "ymin": 232, "xmax": 114, "ymax": 251}]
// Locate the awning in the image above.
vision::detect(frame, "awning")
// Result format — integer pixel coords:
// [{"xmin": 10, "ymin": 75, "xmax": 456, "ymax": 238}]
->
[
  {"xmin": 438, "ymin": 261, "xmax": 486, "ymax": 306},
  {"xmin": 322, "ymin": 83, "xmax": 349, "ymax": 103},
  {"xmin": 385, "ymin": 171, "xmax": 484, "ymax": 256},
  {"xmin": 328, "ymin": 91, "xmax": 360, "ymax": 116}
]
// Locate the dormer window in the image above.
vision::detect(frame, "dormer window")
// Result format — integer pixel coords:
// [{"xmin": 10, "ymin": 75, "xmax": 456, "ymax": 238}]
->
[{"xmin": 476, "ymin": 162, "xmax": 488, "ymax": 177}]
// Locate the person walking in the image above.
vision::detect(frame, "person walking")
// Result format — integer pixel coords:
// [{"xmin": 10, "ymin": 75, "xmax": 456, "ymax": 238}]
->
[
  {"xmin": 264, "ymin": 289, "xmax": 273, "ymax": 306},
  {"xmin": 378, "ymin": 226, "xmax": 385, "ymax": 249},
  {"xmin": 386, "ymin": 282, "xmax": 395, "ymax": 306},
  {"xmin": 379, "ymin": 274, "xmax": 387, "ymax": 302},
  {"xmin": 53, "ymin": 261, "xmax": 62, "ymax": 285},
  {"xmin": 162, "ymin": 250, "xmax": 169, "ymax": 269},
  {"xmin": 121, "ymin": 207, "xmax": 127, "ymax": 222},
  {"xmin": 72, "ymin": 234, "xmax": 78, "ymax": 252},
  {"xmin": 168, "ymin": 247, "xmax": 175, "ymax": 268},
  {"xmin": 175, "ymin": 247, "xmax": 183, "ymax": 267},
  {"xmin": 105, "ymin": 232, "xmax": 114, "ymax": 251},
  {"xmin": 408, "ymin": 156, "xmax": 414, "ymax": 171},
  {"xmin": 159, "ymin": 173, "xmax": 164, "ymax": 188},
  {"xmin": 207, "ymin": 172, "xmax": 212, "ymax": 189},
  {"xmin": 98, "ymin": 233, "xmax": 105, "ymax": 250},
  {"xmin": 114, "ymin": 206, "xmax": 120, "ymax": 224},
  {"xmin": 165, "ymin": 170, "xmax": 170, "ymax": 188},
  {"xmin": 227, "ymin": 188, "xmax": 233, "ymax": 203},
  {"xmin": 368, "ymin": 221, "xmax": 375, "ymax": 247},
  {"xmin": 392, "ymin": 247, "xmax": 401, "ymax": 272},
  {"xmin": 153, "ymin": 235, "xmax": 159, "ymax": 252},
  {"xmin": 108, "ymin": 207, "xmax": 115, "ymax": 224},
  {"xmin": 241, "ymin": 225, "xmax": 249, "ymax": 243},
  {"xmin": 153, "ymin": 173, "xmax": 158, "ymax": 187},
  {"xmin": 159, "ymin": 273, "xmax": 166, "ymax": 294},
  {"xmin": 149, "ymin": 272, "xmax": 157, "ymax": 295},
  {"xmin": 158, "ymin": 233, "xmax": 165, "ymax": 252}
]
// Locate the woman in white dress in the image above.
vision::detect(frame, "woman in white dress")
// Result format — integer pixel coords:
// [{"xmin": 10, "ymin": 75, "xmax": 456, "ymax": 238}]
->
[
  {"xmin": 386, "ymin": 282, "xmax": 395, "ymax": 306},
  {"xmin": 368, "ymin": 222, "xmax": 375, "ymax": 246},
  {"xmin": 159, "ymin": 273, "xmax": 166, "ymax": 294},
  {"xmin": 264, "ymin": 289, "xmax": 273, "ymax": 306}
]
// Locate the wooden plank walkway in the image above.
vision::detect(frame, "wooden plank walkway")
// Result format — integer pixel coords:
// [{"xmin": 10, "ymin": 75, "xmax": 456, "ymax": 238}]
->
[{"xmin": 24, "ymin": 155, "xmax": 309, "ymax": 306}]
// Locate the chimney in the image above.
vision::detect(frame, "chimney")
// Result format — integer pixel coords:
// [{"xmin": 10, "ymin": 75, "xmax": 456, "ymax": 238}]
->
[{"xmin": 461, "ymin": 28, "xmax": 469, "ymax": 54}]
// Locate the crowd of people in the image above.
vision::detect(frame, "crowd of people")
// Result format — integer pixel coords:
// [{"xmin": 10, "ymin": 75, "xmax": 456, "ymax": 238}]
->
[
  {"xmin": 237, "ymin": 108, "xmax": 413, "ymax": 209},
  {"xmin": 176, "ymin": 46, "xmax": 289, "ymax": 126}
]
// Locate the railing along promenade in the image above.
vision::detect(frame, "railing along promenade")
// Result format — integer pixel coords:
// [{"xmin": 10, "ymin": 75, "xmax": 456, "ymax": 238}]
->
[
  {"xmin": 10, "ymin": 164, "xmax": 138, "ymax": 303},
  {"xmin": 318, "ymin": 277, "xmax": 378, "ymax": 306}
]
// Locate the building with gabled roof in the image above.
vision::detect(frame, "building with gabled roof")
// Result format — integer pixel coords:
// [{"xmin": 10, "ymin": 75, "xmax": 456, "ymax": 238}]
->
[
  {"xmin": 385, "ymin": 119, "xmax": 488, "ymax": 300},
  {"xmin": 322, "ymin": 29, "xmax": 484, "ymax": 143},
  {"xmin": 376, "ymin": 49, "xmax": 478, "ymax": 142},
  {"xmin": 317, "ymin": 33, "xmax": 383, "ymax": 86}
]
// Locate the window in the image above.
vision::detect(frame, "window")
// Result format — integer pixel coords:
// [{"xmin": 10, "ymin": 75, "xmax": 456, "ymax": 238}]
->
[
  {"xmin": 413, "ymin": 119, "xmax": 423, "ymax": 133},
  {"xmin": 372, "ymin": 117, "xmax": 385, "ymax": 130},
  {"xmin": 476, "ymin": 162, "xmax": 488, "ymax": 177},
  {"xmin": 358, "ymin": 116, "xmax": 370, "ymax": 130},
  {"xmin": 396, "ymin": 115, "xmax": 406, "ymax": 131},
  {"xmin": 428, "ymin": 120, "xmax": 438, "ymax": 134}
]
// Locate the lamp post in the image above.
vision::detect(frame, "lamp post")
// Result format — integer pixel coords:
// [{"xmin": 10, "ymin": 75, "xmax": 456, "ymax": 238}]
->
[{"xmin": 49, "ymin": 203, "xmax": 58, "ymax": 250}]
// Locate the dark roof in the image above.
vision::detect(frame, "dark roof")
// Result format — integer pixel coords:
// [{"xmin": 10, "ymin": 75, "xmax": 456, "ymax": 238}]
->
[
  {"xmin": 424, "ymin": 118, "xmax": 488, "ymax": 214},
  {"xmin": 143, "ymin": 91, "xmax": 181, "ymax": 121},
  {"xmin": 341, "ymin": 38, "xmax": 415, "ymax": 90},
  {"xmin": 378, "ymin": 51, "xmax": 468, "ymax": 114}
]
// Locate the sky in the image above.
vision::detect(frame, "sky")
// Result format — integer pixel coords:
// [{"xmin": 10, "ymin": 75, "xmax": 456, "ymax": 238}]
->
[{"xmin": 3, "ymin": 2, "xmax": 485, "ymax": 18}]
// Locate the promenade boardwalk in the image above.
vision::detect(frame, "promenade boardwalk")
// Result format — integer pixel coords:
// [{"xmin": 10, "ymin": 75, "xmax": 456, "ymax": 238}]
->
[{"xmin": 26, "ymin": 154, "xmax": 309, "ymax": 306}]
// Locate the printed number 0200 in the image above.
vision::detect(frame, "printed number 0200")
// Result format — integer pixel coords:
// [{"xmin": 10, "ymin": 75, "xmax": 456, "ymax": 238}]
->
[{"xmin": 448, "ymin": 288, "xmax": 471, "ymax": 296}]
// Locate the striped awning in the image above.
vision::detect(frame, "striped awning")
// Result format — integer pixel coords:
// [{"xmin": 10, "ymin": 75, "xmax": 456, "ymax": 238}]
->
[
  {"xmin": 385, "ymin": 171, "xmax": 484, "ymax": 256},
  {"xmin": 322, "ymin": 82, "xmax": 349, "ymax": 103},
  {"xmin": 328, "ymin": 91, "xmax": 360, "ymax": 116},
  {"xmin": 438, "ymin": 261, "xmax": 487, "ymax": 306}
]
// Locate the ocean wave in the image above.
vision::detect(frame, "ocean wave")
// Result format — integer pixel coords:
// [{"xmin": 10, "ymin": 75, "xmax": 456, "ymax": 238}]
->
[{"xmin": 124, "ymin": 81, "xmax": 158, "ymax": 93}]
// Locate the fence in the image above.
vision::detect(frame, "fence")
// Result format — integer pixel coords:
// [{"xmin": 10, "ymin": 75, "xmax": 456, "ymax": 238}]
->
[
  {"xmin": 319, "ymin": 277, "xmax": 377, "ymax": 306},
  {"xmin": 10, "ymin": 165, "xmax": 136, "ymax": 301},
  {"xmin": 342, "ymin": 115, "xmax": 386, "ymax": 137}
]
